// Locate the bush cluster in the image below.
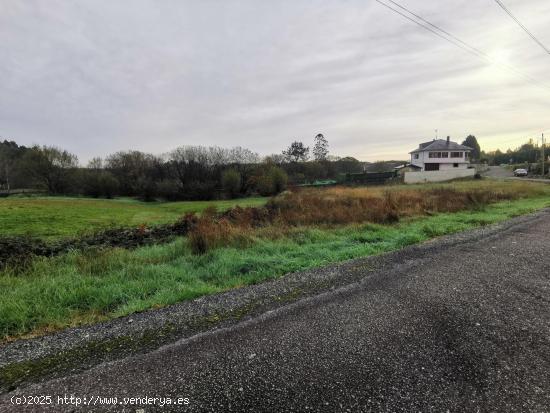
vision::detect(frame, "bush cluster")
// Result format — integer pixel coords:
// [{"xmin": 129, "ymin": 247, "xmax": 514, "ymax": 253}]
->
[
  {"xmin": 1, "ymin": 140, "xmax": 370, "ymax": 201},
  {"xmin": 187, "ymin": 183, "xmax": 541, "ymax": 254}
]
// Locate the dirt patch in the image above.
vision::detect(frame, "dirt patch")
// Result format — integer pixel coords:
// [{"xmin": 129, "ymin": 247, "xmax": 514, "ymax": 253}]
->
[{"xmin": 0, "ymin": 216, "xmax": 196, "ymax": 270}]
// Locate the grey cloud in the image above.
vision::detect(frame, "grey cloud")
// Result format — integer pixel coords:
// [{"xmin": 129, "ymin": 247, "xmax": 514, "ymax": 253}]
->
[{"xmin": 1, "ymin": 0, "xmax": 549, "ymax": 163}]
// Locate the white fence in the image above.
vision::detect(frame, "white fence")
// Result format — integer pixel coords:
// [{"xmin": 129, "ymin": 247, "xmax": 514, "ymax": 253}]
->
[{"xmin": 404, "ymin": 168, "xmax": 475, "ymax": 184}]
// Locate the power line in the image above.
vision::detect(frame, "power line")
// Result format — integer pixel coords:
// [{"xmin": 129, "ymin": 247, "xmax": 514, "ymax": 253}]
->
[
  {"xmin": 493, "ymin": 0, "xmax": 550, "ymax": 55},
  {"xmin": 374, "ymin": 0, "xmax": 485, "ymax": 60},
  {"xmin": 384, "ymin": 0, "xmax": 487, "ymax": 59},
  {"xmin": 376, "ymin": 0, "xmax": 549, "ymax": 90},
  {"xmin": 374, "ymin": 0, "xmax": 550, "ymax": 92}
]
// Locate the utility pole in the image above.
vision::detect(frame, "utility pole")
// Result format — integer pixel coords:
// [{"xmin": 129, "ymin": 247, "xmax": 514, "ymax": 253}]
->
[{"xmin": 542, "ymin": 133, "xmax": 546, "ymax": 176}]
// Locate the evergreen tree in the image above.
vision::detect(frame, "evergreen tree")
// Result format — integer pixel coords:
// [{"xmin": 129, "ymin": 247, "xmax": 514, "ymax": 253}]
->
[
  {"xmin": 312, "ymin": 133, "xmax": 329, "ymax": 161},
  {"xmin": 283, "ymin": 141, "xmax": 309, "ymax": 162},
  {"xmin": 462, "ymin": 135, "xmax": 481, "ymax": 161}
]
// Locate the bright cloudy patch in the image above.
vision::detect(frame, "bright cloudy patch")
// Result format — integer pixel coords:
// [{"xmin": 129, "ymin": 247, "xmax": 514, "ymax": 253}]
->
[{"xmin": 1, "ymin": 0, "xmax": 549, "ymax": 163}]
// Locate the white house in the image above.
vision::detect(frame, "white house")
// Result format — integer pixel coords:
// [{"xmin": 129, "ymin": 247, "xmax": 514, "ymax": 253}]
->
[{"xmin": 409, "ymin": 136, "xmax": 472, "ymax": 171}]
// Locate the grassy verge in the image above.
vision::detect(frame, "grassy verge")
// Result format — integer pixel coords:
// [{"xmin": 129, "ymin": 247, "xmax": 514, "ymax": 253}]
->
[
  {"xmin": 1, "ymin": 189, "xmax": 549, "ymax": 341},
  {"xmin": 0, "ymin": 196, "xmax": 266, "ymax": 239}
]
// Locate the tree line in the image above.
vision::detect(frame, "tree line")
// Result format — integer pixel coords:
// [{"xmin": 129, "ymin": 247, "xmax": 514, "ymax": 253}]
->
[
  {"xmin": 0, "ymin": 134, "xmax": 365, "ymax": 200},
  {"xmin": 481, "ymin": 138, "xmax": 548, "ymax": 167}
]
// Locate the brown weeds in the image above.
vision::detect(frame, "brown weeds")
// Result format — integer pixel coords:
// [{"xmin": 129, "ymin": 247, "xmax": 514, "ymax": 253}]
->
[
  {"xmin": 187, "ymin": 182, "xmax": 542, "ymax": 254},
  {"xmin": 188, "ymin": 218, "xmax": 253, "ymax": 255}
]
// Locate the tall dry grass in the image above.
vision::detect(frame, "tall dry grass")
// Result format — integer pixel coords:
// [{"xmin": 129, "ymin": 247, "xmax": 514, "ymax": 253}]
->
[{"xmin": 187, "ymin": 182, "xmax": 543, "ymax": 254}]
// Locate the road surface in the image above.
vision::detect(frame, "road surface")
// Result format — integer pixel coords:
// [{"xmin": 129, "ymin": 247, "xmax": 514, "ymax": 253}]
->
[
  {"xmin": 482, "ymin": 165, "xmax": 514, "ymax": 179},
  {"xmin": 482, "ymin": 166, "xmax": 550, "ymax": 183},
  {"xmin": 2, "ymin": 211, "xmax": 550, "ymax": 412}
]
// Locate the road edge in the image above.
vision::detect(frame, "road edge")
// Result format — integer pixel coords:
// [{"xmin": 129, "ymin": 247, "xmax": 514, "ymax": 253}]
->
[{"xmin": 1, "ymin": 208, "xmax": 549, "ymax": 393}]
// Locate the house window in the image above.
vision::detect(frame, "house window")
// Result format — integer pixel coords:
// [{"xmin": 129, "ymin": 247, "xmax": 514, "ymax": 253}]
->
[
  {"xmin": 453, "ymin": 163, "xmax": 459, "ymax": 168},
  {"xmin": 425, "ymin": 163, "xmax": 440, "ymax": 171},
  {"xmin": 450, "ymin": 152, "xmax": 463, "ymax": 158},
  {"xmin": 413, "ymin": 153, "xmax": 419, "ymax": 159},
  {"xmin": 429, "ymin": 152, "xmax": 449, "ymax": 158},
  {"xmin": 465, "ymin": 152, "xmax": 470, "ymax": 159}
]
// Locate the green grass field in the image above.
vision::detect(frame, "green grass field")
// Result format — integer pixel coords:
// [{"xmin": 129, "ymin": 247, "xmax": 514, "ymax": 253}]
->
[
  {"xmin": 0, "ymin": 196, "xmax": 267, "ymax": 239},
  {"xmin": 1, "ymin": 185, "xmax": 549, "ymax": 340}
]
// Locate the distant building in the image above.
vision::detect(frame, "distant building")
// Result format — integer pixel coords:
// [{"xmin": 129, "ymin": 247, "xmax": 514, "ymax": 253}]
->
[
  {"xmin": 394, "ymin": 163, "xmax": 422, "ymax": 175},
  {"xmin": 409, "ymin": 136, "xmax": 472, "ymax": 171}
]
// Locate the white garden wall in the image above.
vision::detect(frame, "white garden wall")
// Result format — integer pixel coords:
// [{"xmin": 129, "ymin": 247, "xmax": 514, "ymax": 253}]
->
[{"xmin": 404, "ymin": 168, "xmax": 475, "ymax": 184}]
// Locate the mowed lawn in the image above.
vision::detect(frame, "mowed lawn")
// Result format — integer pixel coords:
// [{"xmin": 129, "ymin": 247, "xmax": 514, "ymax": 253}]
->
[{"xmin": 0, "ymin": 196, "xmax": 267, "ymax": 239}]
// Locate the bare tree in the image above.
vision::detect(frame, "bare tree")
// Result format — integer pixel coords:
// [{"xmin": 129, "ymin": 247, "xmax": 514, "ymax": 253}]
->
[
  {"xmin": 22, "ymin": 145, "xmax": 78, "ymax": 193},
  {"xmin": 263, "ymin": 154, "xmax": 286, "ymax": 165},
  {"xmin": 105, "ymin": 150, "xmax": 162, "ymax": 197},
  {"xmin": 87, "ymin": 157, "xmax": 103, "ymax": 170}
]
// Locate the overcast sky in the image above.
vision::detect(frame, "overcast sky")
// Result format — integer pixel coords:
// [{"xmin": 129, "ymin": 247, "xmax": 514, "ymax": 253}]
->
[{"xmin": 1, "ymin": 0, "xmax": 549, "ymax": 163}]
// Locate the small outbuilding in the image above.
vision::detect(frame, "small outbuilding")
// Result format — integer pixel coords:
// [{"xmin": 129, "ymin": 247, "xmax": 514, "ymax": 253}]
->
[{"xmin": 394, "ymin": 163, "xmax": 422, "ymax": 175}]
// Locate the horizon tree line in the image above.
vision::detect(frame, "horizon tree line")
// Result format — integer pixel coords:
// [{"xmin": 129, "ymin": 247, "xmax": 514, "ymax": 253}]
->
[
  {"xmin": 6, "ymin": 133, "xmax": 537, "ymax": 200},
  {"xmin": 0, "ymin": 133, "xmax": 367, "ymax": 200}
]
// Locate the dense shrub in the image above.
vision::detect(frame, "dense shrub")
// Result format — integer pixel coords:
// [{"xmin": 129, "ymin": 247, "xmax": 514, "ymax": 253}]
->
[
  {"xmin": 156, "ymin": 179, "xmax": 192, "ymax": 201},
  {"xmin": 136, "ymin": 177, "xmax": 158, "ymax": 202},
  {"xmin": 269, "ymin": 166, "xmax": 288, "ymax": 193},
  {"xmin": 82, "ymin": 171, "xmax": 120, "ymax": 198},
  {"xmin": 256, "ymin": 166, "xmax": 288, "ymax": 196},
  {"xmin": 98, "ymin": 172, "xmax": 120, "ymax": 198},
  {"xmin": 180, "ymin": 181, "xmax": 219, "ymax": 200},
  {"xmin": 222, "ymin": 169, "xmax": 241, "ymax": 197}
]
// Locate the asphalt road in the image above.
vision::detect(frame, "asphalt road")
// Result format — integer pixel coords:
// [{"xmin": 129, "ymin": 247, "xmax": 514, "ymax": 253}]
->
[
  {"xmin": 482, "ymin": 165, "xmax": 514, "ymax": 179},
  {"xmin": 2, "ymin": 212, "xmax": 550, "ymax": 412},
  {"xmin": 482, "ymin": 166, "xmax": 550, "ymax": 183}
]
